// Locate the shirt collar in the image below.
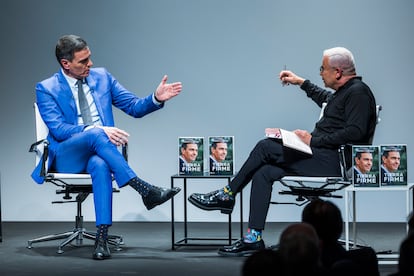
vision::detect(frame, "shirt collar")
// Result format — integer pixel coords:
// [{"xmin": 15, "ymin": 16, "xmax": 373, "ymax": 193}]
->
[{"xmin": 61, "ymin": 68, "xmax": 83, "ymax": 88}]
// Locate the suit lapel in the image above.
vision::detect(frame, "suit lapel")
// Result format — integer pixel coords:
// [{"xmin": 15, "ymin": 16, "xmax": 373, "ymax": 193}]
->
[
  {"xmin": 86, "ymin": 75, "xmax": 106, "ymax": 125},
  {"xmin": 57, "ymin": 71, "xmax": 78, "ymax": 124}
]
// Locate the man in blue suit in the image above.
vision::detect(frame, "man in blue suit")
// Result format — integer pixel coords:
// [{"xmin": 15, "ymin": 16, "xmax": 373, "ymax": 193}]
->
[{"xmin": 32, "ymin": 34, "xmax": 182, "ymax": 260}]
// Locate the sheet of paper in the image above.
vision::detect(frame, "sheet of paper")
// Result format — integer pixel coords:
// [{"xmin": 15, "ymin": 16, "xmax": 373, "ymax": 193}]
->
[{"xmin": 279, "ymin": 128, "xmax": 313, "ymax": 155}]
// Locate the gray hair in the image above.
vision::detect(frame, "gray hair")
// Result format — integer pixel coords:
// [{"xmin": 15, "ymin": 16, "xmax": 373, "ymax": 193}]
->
[{"xmin": 323, "ymin": 47, "xmax": 356, "ymax": 76}]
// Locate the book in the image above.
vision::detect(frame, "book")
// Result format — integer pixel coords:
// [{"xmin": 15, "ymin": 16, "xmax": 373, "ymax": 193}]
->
[
  {"xmin": 178, "ymin": 137, "xmax": 204, "ymax": 176},
  {"xmin": 208, "ymin": 136, "xmax": 235, "ymax": 175},
  {"xmin": 352, "ymin": 145, "xmax": 380, "ymax": 187},
  {"xmin": 380, "ymin": 144, "xmax": 407, "ymax": 186},
  {"xmin": 265, "ymin": 128, "xmax": 312, "ymax": 155}
]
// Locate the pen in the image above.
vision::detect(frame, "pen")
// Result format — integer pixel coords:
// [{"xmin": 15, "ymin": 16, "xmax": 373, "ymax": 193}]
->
[{"xmin": 282, "ymin": 64, "xmax": 288, "ymax": 86}]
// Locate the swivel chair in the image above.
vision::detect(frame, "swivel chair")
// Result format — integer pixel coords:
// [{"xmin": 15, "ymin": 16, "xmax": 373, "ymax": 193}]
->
[
  {"xmin": 269, "ymin": 103, "xmax": 382, "ymax": 250},
  {"xmin": 27, "ymin": 103, "xmax": 125, "ymax": 254},
  {"xmin": 271, "ymin": 103, "xmax": 382, "ymax": 206}
]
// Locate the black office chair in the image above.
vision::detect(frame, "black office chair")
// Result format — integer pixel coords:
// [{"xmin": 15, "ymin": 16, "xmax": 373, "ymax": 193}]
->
[
  {"xmin": 27, "ymin": 103, "xmax": 125, "ymax": 254},
  {"xmin": 268, "ymin": 104, "xmax": 382, "ymax": 251},
  {"xmin": 271, "ymin": 104, "xmax": 382, "ymax": 206}
]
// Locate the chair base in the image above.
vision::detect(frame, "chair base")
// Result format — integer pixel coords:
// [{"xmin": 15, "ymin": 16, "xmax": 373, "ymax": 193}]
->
[
  {"xmin": 26, "ymin": 185, "xmax": 124, "ymax": 254},
  {"xmin": 27, "ymin": 226, "xmax": 124, "ymax": 254}
]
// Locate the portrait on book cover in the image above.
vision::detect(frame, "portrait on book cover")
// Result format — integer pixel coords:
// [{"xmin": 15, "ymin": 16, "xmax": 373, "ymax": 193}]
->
[
  {"xmin": 380, "ymin": 144, "xmax": 407, "ymax": 186},
  {"xmin": 178, "ymin": 137, "xmax": 204, "ymax": 176},
  {"xmin": 352, "ymin": 146, "xmax": 380, "ymax": 187},
  {"xmin": 208, "ymin": 136, "xmax": 234, "ymax": 175}
]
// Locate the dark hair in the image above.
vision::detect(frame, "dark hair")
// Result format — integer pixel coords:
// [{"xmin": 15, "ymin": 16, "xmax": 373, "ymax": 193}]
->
[
  {"xmin": 355, "ymin": 147, "xmax": 373, "ymax": 159},
  {"xmin": 408, "ymin": 212, "xmax": 414, "ymax": 235},
  {"xmin": 242, "ymin": 249, "xmax": 282, "ymax": 276},
  {"xmin": 55, "ymin": 34, "xmax": 88, "ymax": 66},
  {"xmin": 278, "ymin": 222, "xmax": 322, "ymax": 275},
  {"xmin": 180, "ymin": 139, "xmax": 197, "ymax": 149},
  {"xmin": 381, "ymin": 146, "xmax": 401, "ymax": 158},
  {"xmin": 210, "ymin": 137, "xmax": 226, "ymax": 149},
  {"xmin": 302, "ymin": 199, "xmax": 343, "ymax": 243}
]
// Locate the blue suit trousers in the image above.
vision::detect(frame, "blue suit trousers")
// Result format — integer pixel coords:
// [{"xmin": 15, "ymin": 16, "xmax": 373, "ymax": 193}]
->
[{"xmin": 53, "ymin": 127, "xmax": 136, "ymax": 226}]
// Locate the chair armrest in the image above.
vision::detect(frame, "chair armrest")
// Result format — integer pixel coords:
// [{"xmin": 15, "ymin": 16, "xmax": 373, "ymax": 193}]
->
[
  {"xmin": 339, "ymin": 144, "xmax": 353, "ymax": 181},
  {"xmin": 29, "ymin": 139, "xmax": 49, "ymax": 177},
  {"xmin": 29, "ymin": 139, "xmax": 49, "ymax": 153},
  {"xmin": 122, "ymin": 143, "xmax": 128, "ymax": 161}
]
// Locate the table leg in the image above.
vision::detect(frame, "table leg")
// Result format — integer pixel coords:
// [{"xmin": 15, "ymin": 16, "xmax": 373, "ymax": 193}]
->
[
  {"xmin": 345, "ymin": 188, "xmax": 349, "ymax": 250},
  {"xmin": 171, "ymin": 177, "xmax": 175, "ymax": 250}
]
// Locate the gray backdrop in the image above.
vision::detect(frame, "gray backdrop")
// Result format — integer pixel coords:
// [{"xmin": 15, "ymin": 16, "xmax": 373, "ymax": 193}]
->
[{"xmin": 1, "ymin": 0, "xmax": 413, "ymax": 223}]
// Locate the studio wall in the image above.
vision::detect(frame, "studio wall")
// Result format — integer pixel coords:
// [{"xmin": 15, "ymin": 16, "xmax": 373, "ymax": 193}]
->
[{"xmin": 0, "ymin": 0, "xmax": 413, "ymax": 223}]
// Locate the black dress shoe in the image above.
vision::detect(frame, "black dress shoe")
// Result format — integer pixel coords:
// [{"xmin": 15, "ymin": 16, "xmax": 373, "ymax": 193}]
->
[
  {"xmin": 218, "ymin": 239, "xmax": 265, "ymax": 257},
  {"xmin": 188, "ymin": 190, "xmax": 235, "ymax": 214},
  {"xmin": 93, "ymin": 238, "xmax": 111, "ymax": 260},
  {"xmin": 143, "ymin": 186, "xmax": 181, "ymax": 210}
]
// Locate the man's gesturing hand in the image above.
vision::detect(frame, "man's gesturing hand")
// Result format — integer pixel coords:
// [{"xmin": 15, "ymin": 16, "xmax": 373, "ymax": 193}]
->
[{"xmin": 154, "ymin": 75, "xmax": 182, "ymax": 102}]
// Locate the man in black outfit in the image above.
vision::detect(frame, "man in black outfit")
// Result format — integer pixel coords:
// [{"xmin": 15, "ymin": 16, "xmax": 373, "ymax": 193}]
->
[{"xmin": 188, "ymin": 47, "xmax": 377, "ymax": 256}]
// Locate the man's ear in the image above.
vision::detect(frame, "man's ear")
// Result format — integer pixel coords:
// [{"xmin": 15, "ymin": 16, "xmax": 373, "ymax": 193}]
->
[
  {"xmin": 61, "ymin": 59, "xmax": 70, "ymax": 69},
  {"xmin": 336, "ymin": 68, "xmax": 342, "ymax": 80}
]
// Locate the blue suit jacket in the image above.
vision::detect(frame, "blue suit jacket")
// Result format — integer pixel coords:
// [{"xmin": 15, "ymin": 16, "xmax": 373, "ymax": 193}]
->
[{"xmin": 32, "ymin": 68, "xmax": 163, "ymax": 184}]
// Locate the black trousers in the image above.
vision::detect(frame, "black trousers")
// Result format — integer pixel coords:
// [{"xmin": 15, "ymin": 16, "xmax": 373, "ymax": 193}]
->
[{"xmin": 229, "ymin": 138, "xmax": 341, "ymax": 230}]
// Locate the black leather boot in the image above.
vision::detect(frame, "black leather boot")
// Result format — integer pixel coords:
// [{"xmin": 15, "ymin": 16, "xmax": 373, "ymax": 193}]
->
[{"xmin": 93, "ymin": 225, "xmax": 111, "ymax": 260}]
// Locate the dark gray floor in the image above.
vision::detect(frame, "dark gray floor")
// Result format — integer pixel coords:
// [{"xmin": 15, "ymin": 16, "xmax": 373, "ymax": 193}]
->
[{"xmin": 0, "ymin": 221, "xmax": 405, "ymax": 275}]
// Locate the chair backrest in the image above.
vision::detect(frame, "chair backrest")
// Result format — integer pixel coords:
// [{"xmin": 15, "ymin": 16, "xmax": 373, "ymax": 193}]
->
[
  {"xmin": 33, "ymin": 103, "xmax": 49, "ymax": 165},
  {"xmin": 368, "ymin": 104, "xmax": 382, "ymax": 145},
  {"xmin": 34, "ymin": 103, "xmax": 49, "ymax": 140},
  {"xmin": 342, "ymin": 104, "xmax": 382, "ymax": 179},
  {"xmin": 319, "ymin": 102, "xmax": 327, "ymax": 119}
]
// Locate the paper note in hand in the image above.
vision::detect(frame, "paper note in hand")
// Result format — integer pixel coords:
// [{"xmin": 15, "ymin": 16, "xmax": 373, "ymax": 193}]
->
[
  {"xmin": 279, "ymin": 128, "xmax": 313, "ymax": 155},
  {"xmin": 265, "ymin": 128, "xmax": 282, "ymax": 139}
]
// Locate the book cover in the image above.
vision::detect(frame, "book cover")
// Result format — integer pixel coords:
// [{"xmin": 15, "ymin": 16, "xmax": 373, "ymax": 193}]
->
[
  {"xmin": 380, "ymin": 144, "xmax": 407, "ymax": 186},
  {"xmin": 352, "ymin": 145, "xmax": 380, "ymax": 187},
  {"xmin": 208, "ymin": 136, "xmax": 235, "ymax": 175},
  {"xmin": 178, "ymin": 137, "xmax": 204, "ymax": 176}
]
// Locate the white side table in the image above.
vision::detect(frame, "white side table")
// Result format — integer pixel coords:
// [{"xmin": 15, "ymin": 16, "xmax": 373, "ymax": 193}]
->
[{"xmin": 344, "ymin": 183, "xmax": 414, "ymax": 264}]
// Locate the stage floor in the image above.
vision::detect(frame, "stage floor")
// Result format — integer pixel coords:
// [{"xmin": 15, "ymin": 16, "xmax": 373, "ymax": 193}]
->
[{"xmin": 0, "ymin": 221, "xmax": 405, "ymax": 275}]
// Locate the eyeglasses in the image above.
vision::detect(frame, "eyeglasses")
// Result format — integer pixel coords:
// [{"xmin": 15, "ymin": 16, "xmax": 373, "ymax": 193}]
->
[{"xmin": 320, "ymin": 66, "xmax": 341, "ymax": 73}]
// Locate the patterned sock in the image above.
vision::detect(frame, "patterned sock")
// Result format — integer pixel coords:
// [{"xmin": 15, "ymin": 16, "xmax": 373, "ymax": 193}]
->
[
  {"xmin": 223, "ymin": 185, "xmax": 234, "ymax": 197},
  {"xmin": 243, "ymin": 228, "xmax": 262, "ymax": 243},
  {"xmin": 96, "ymin": 224, "xmax": 109, "ymax": 240},
  {"xmin": 128, "ymin": 176, "xmax": 152, "ymax": 197},
  {"xmin": 218, "ymin": 185, "xmax": 234, "ymax": 200}
]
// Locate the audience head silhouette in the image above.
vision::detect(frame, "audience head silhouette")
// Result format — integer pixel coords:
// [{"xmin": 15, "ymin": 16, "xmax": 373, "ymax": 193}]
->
[
  {"xmin": 278, "ymin": 222, "xmax": 324, "ymax": 276},
  {"xmin": 301, "ymin": 199, "xmax": 379, "ymax": 276},
  {"xmin": 394, "ymin": 211, "xmax": 414, "ymax": 276},
  {"xmin": 302, "ymin": 198, "xmax": 343, "ymax": 244},
  {"xmin": 242, "ymin": 248, "xmax": 282, "ymax": 276}
]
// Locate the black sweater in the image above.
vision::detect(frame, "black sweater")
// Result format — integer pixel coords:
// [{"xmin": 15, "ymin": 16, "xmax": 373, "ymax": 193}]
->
[{"xmin": 300, "ymin": 77, "xmax": 377, "ymax": 149}]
